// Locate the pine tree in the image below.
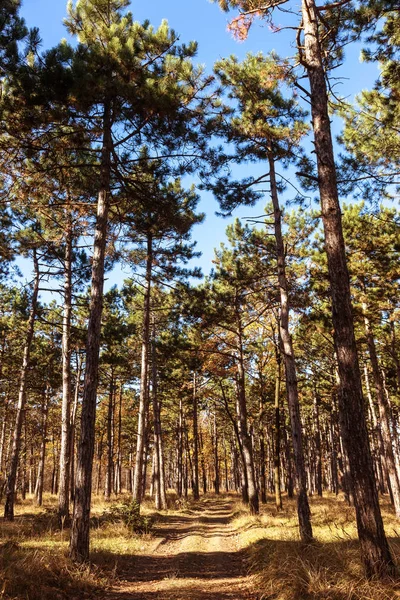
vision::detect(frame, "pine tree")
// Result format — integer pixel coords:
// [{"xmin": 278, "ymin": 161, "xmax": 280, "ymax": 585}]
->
[
  {"xmin": 212, "ymin": 52, "xmax": 312, "ymax": 541},
  {"xmin": 213, "ymin": 0, "xmax": 395, "ymax": 575}
]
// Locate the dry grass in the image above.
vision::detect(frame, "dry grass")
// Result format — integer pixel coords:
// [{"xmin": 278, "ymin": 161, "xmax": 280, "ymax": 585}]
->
[
  {"xmin": 2, "ymin": 492, "xmax": 400, "ymax": 599},
  {"xmin": 233, "ymin": 493, "xmax": 400, "ymax": 600},
  {"xmin": 0, "ymin": 493, "xmax": 156, "ymax": 600}
]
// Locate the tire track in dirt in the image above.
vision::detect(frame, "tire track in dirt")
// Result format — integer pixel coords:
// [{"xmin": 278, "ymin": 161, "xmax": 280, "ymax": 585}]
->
[{"xmin": 105, "ymin": 498, "xmax": 257, "ymax": 599}]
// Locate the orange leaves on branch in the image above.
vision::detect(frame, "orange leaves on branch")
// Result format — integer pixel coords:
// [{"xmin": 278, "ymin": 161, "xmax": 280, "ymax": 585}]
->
[{"xmin": 227, "ymin": 12, "xmax": 261, "ymax": 41}]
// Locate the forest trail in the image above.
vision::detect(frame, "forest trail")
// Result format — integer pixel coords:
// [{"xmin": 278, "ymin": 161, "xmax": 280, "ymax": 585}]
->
[{"xmin": 104, "ymin": 497, "xmax": 257, "ymax": 599}]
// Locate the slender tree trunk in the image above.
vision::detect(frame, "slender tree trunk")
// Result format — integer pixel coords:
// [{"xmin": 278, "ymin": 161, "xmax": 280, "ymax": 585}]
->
[
  {"xmin": 390, "ymin": 320, "xmax": 400, "ymax": 392},
  {"xmin": 177, "ymin": 398, "xmax": 184, "ymax": 497},
  {"xmin": 236, "ymin": 320, "xmax": 259, "ymax": 514},
  {"xmin": 269, "ymin": 154, "xmax": 312, "ymax": 541},
  {"xmin": 70, "ymin": 354, "xmax": 82, "ymax": 504},
  {"xmin": 301, "ymin": 0, "xmax": 394, "ymax": 574},
  {"xmin": 192, "ymin": 372, "xmax": 200, "ymax": 500},
  {"xmin": 274, "ymin": 346, "xmax": 283, "ymax": 511},
  {"xmin": 313, "ymin": 391, "xmax": 323, "ymax": 497},
  {"xmin": 70, "ymin": 101, "xmax": 112, "ymax": 563},
  {"xmin": 21, "ymin": 419, "xmax": 27, "ymax": 501},
  {"xmin": 363, "ymin": 307, "xmax": 400, "ymax": 517},
  {"xmin": 199, "ymin": 429, "xmax": 207, "ymax": 494},
  {"xmin": 364, "ymin": 361, "xmax": 389, "ymax": 496},
  {"xmin": 35, "ymin": 387, "xmax": 50, "ymax": 507},
  {"xmin": 96, "ymin": 435, "xmax": 104, "ymax": 496},
  {"xmin": 105, "ymin": 372, "xmax": 114, "ymax": 500},
  {"xmin": 213, "ymin": 410, "xmax": 220, "ymax": 494},
  {"xmin": 132, "ymin": 233, "xmax": 152, "ymax": 505},
  {"xmin": 259, "ymin": 385, "xmax": 267, "ymax": 504},
  {"xmin": 0, "ymin": 392, "xmax": 10, "ymax": 475},
  {"xmin": 115, "ymin": 383, "xmax": 123, "ymax": 495},
  {"xmin": 282, "ymin": 405, "xmax": 294, "ymax": 498},
  {"xmin": 4, "ymin": 249, "xmax": 40, "ymax": 520},
  {"xmin": 58, "ymin": 219, "xmax": 73, "ymax": 523},
  {"xmin": 29, "ymin": 443, "xmax": 34, "ymax": 496},
  {"xmin": 151, "ymin": 320, "xmax": 162, "ymax": 509}
]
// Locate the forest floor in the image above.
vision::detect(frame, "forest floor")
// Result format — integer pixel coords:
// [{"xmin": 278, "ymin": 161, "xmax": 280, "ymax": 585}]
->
[{"xmin": 2, "ymin": 493, "xmax": 400, "ymax": 599}]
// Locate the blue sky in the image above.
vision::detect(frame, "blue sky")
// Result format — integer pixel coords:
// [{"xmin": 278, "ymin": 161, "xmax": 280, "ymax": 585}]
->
[{"xmin": 18, "ymin": 0, "xmax": 380, "ymax": 290}]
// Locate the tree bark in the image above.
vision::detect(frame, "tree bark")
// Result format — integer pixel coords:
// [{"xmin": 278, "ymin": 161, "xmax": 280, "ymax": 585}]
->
[
  {"xmin": 105, "ymin": 372, "xmax": 114, "ymax": 500},
  {"xmin": 236, "ymin": 317, "xmax": 259, "ymax": 514},
  {"xmin": 213, "ymin": 410, "xmax": 220, "ymax": 494},
  {"xmin": 192, "ymin": 372, "xmax": 200, "ymax": 500},
  {"xmin": 363, "ymin": 307, "xmax": 400, "ymax": 517},
  {"xmin": 58, "ymin": 218, "xmax": 73, "ymax": 523},
  {"xmin": 269, "ymin": 154, "xmax": 312, "ymax": 541},
  {"xmin": 259, "ymin": 384, "xmax": 267, "ymax": 504},
  {"xmin": 35, "ymin": 387, "xmax": 50, "ymax": 507},
  {"xmin": 274, "ymin": 344, "xmax": 283, "ymax": 511},
  {"xmin": 69, "ymin": 354, "xmax": 82, "ymax": 504},
  {"xmin": 151, "ymin": 320, "xmax": 165, "ymax": 509},
  {"xmin": 70, "ymin": 101, "xmax": 112, "ymax": 563},
  {"xmin": 313, "ymin": 391, "xmax": 323, "ymax": 497},
  {"xmin": 132, "ymin": 233, "xmax": 152, "ymax": 505},
  {"xmin": 4, "ymin": 249, "xmax": 40, "ymax": 520},
  {"xmin": 115, "ymin": 383, "xmax": 123, "ymax": 495},
  {"xmin": 301, "ymin": 0, "xmax": 395, "ymax": 574}
]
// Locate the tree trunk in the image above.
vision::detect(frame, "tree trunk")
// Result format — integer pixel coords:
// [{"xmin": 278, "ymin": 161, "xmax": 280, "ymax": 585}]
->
[
  {"xmin": 105, "ymin": 372, "xmax": 114, "ymax": 500},
  {"xmin": 199, "ymin": 429, "xmax": 207, "ymax": 494},
  {"xmin": 213, "ymin": 410, "xmax": 220, "ymax": 494},
  {"xmin": 4, "ymin": 249, "xmax": 40, "ymax": 520},
  {"xmin": 269, "ymin": 154, "xmax": 312, "ymax": 540},
  {"xmin": 259, "ymin": 389, "xmax": 267, "ymax": 504},
  {"xmin": 301, "ymin": 0, "xmax": 394, "ymax": 574},
  {"xmin": 236, "ymin": 320, "xmax": 259, "ymax": 514},
  {"xmin": 58, "ymin": 218, "xmax": 73, "ymax": 523},
  {"xmin": 151, "ymin": 320, "xmax": 163, "ymax": 509},
  {"xmin": 192, "ymin": 372, "xmax": 200, "ymax": 500},
  {"xmin": 313, "ymin": 390, "xmax": 323, "ymax": 497},
  {"xmin": 70, "ymin": 101, "xmax": 112, "ymax": 563},
  {"xmin": 274, "ymin": 345, "xmax": 283, "ymax": 511},
  {"xmin": 0, "ymin": 392, "xmax": 10, "ymax": 476},
  {"xmin": 35, "ymin": 387, "xmax": 50, "ymax": 507},
  {"xmin": 177, "ymin": 398, "xmax": 184, "ymax": 497},
  {"xmin": 363, "ymin": 307, "xmax": 400, "ymax": 517},
  {"xmin": 70, "ymin": 354, "xmax": 82, "ymax": 504},
  {"xmin": 115, "ymin": 383, "xmax": 123, "ymax": 495},
  {"xmin": 132, "ymin": 233, "xmax": 152, "ymax": 505}
]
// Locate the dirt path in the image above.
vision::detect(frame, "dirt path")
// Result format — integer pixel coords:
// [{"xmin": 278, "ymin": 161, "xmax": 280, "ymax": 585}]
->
[{"xmin": 105, "ymin": 498, "xmax": 257, "ymax": 599}]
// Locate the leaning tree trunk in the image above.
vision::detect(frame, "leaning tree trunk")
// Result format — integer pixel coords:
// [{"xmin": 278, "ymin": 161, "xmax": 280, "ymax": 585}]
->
[
  {"xmin": 4, "ymin": 249, "xmax": 40, "ymax": 521},
  {"xmin": 301, "ymin": 0, "xmax": 394, "ymax": 574},
  {"xmin": 58, "ymin": 217, "xmax": 73, "ymax": 523},
  {"xmin": 132, "ymin": 233, "xmax": 153, "ymax": 505},
  {"xmin": 70, "ymin": 101, "xmax": 112, "ymax": 563},
  {"xmin": 269, "ymin": 153, "xmax": 312, "ymax": 541}
]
